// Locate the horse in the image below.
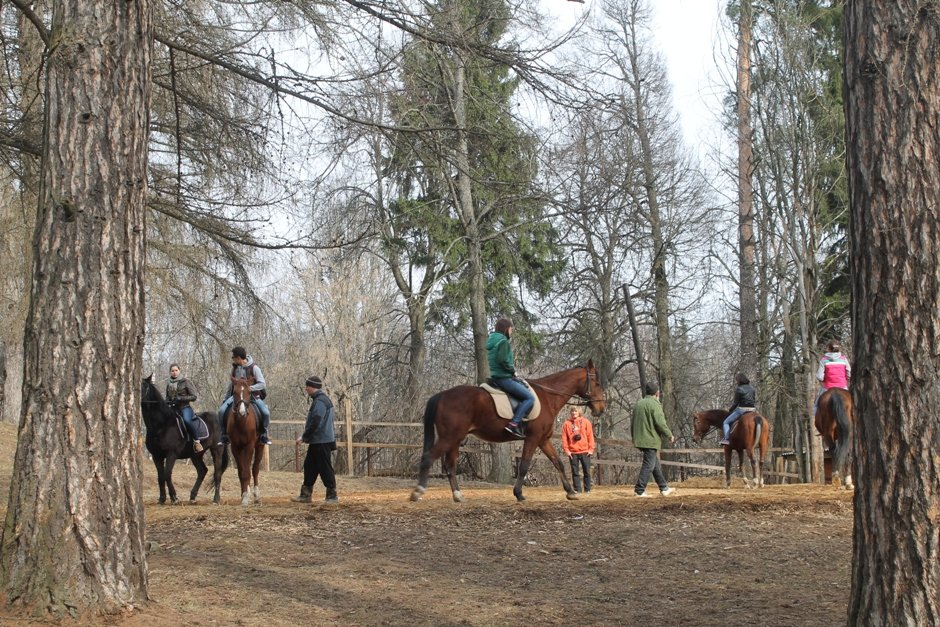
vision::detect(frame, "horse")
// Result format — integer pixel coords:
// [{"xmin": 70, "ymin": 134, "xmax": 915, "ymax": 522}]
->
[
  {"xmin": 814, "ymin": 387, "xmax": 853, "ymax": 489},
  {"xmin": 692, "ymin": 409, "xmax": 770, "ymax": 489},
  {"xmin": 410, "ymin": 361, "xmax": 607, "ymax": 503},
  {"xmin": 140, "ymin": 375, "xmax": 229, "ymax": 504},
  {"xmin": 226, "ymin": 375, "xmax": 265, "ymax": 505}
]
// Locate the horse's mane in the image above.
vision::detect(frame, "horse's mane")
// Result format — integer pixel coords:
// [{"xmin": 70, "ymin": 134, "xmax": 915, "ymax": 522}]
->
[
  {"xmin": 697, "ymin": 409, "xmax": 730, "ymax": 424},
  {"xmin": 529, "ymin": 365, "xmax": 586, "ymax": 386},
  {"xmin": 141, "ymin": 377, "xmax": 175, "ymax": 427}
]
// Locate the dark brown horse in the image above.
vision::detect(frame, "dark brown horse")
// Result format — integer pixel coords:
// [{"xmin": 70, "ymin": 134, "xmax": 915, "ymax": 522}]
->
[
  {"xmin": 141, "ymin": 375, "xmax": 229, "ymax": 504},
  {"xmin": 814, "ymin": 387, "xmax": 854, "ymax": 489},
  {"xmin": 692, "ymin": 409, "xmax": 770, "ymax": 489},
  {"xmin": 227, "ymin": 376, "xmax": 265, "ymax": 505},
  {"xmin": 410, "ymin": 361, "xmax": 607, "ymax": 503}
]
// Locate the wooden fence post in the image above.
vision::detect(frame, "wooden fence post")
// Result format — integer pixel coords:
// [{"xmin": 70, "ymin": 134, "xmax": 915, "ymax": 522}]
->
[
  {"xmin": 294, "ymin": 430, "xmax": 300, "ymax": 473},
  {"xmin": 345, "ymin": 399, "xmax": 354, "ymax": 476}
]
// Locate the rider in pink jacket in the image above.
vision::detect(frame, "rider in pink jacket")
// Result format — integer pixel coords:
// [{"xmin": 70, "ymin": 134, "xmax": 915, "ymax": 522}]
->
[
  {"xmin": 814, "ymin": 341, "xmax": 851, "ymax": 413},
  {"xmin": 816, "ymin": 341, "xmax": 851, "ymax": 390}
]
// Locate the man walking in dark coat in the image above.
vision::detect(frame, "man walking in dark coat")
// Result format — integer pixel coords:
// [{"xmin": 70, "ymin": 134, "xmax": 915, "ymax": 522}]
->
[{"xmin": 292, "ymin": 375, "xmax": 338, "ymax": 503}]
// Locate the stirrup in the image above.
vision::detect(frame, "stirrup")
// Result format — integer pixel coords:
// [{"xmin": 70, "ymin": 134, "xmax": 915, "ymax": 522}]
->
[{"xmin": 193, "ymin": 441, "xmax": 203, "ymax": 453}]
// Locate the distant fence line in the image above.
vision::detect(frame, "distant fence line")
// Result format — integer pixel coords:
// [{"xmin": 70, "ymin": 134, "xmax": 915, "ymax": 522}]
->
[{"xmin": 266, "ymin": 414, "xmax": 802, "ymax": 483}]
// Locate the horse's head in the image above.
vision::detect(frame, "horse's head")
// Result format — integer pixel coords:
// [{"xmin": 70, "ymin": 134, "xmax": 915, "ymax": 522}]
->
[
  {"xmin": 580, "ymin": 360, "xmax": 607, "ymax": 417},
  {"xmin": 141, "ymin": 373, "xmax": 173, "ymax": 427},
  {"xmin": 691, "ymin": 412, "xmax": 709, "ymax": 443},
  {"xmin": 231, "ymin": 376, "xmax": 255, "ymax": 417}
]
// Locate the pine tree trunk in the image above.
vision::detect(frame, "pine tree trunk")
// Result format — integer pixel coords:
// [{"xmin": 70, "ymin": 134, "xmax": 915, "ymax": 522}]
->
[
  {"xmin": 844, "ymin": 2, "xmax": 940, "ymax": 623},
  {"xmin": 0, "ymin": 0, "xmax": 151, "ymax": 617}
]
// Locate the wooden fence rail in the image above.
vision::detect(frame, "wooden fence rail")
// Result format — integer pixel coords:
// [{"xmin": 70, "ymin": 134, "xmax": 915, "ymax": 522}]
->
[{"xmin": 269, "ymin": 418, "xmax": 801, "ymax": 481}]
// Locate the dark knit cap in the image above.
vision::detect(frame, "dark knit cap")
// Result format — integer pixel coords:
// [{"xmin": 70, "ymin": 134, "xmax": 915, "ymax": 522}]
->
[{"xmin": 305, "ymin": 375, "xmax": 323, "ymax": 388}]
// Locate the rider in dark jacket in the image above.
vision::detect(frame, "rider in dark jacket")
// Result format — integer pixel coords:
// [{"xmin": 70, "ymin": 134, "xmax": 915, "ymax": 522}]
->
[
  {"xmin": 166, "ymin": 363, "xmax": 202, "ymax": 453},
  {"xmin": 720, "ymin": 372, "xmax": 757, "ymax": 445}
]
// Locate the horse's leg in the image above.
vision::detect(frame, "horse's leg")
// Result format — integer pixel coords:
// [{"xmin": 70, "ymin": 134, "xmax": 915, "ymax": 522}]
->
[
  {"xmin": 153, "ymin": 456, "xmax": 167, "ymax": 504},
  {"xmin": 512, "ymin": 439, "xmax": 539, "ymax": 502},
  {"xmin": 745, "ymin": 447, "xmax": 757, "ymax": 489},
  {"xmin": 724, "ymin": 447, "xmax": 732, "ymax": 489},
  {"xmin": 251, "ymin": 444, "xmax": 263, "ymax": 504},
  {"xmin": 235, "ymin": 448, "xmax": 252, "ymax": 506},
  {"xmin": 442, "ymin": 446, "xmax": 463, "ymax": 503},
  {"xmin": 537, "ymin": 439, "xmax": 578, "ymax": 500},
  {"xmin": 165, "ymin": 456, "xmax": 180, "ymax": 504},
  {"xmin": 190, "ymin": 454, "xmax": 209, "ymax": 503},
  {"xmin": 822, "ymin": 436, "xmax": 835, "ymax": 486},
  {"xmin": 410, "ymin": 438, "xmax": 453, "ymax": 501},
  {"xmin": 211, "ymin": 445, "xmax": 226, "ymax": 504},
  {"xmin": 737, "ymin": 450, "xmax": 749, "ymax": 488}
]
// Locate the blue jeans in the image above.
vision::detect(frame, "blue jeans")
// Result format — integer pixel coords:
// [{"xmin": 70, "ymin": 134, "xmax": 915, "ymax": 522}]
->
[
  {"xmin": 492, "ymin": 377, "xmax": 535, "ymax": 424},
  {"xmin": 218, "ymin": 396, "xmax": 270, "ymax": 437},
  {"xmin": 723, "ymin": 407, "xmax": 753, "ymax": 439},
  {"xmin": 178, "ymin": 405, "xmax": 197, "ymax": 439}
]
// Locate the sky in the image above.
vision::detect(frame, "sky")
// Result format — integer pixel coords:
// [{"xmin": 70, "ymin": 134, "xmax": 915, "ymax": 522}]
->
[{"xmin": 547, "ymin": 0, "xmax": 730, "ymax": 150}]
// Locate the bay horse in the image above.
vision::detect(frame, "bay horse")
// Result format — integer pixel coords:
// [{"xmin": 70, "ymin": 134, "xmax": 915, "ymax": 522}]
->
[
  {"xmin": 692, "ymin": 409, "xmax": 770, "ymax": 489},
  {"xmin": 227, "ymin": 375, "xmax": 265, "ymax": 505},
  {"xmin": 140, "ymin": 375, "xmax": 229, "ymax": 504},
  {"xmin": 410, "ymin": 361, "xmax": 606, "ymax": 503},
  {"xmin": 814, "ymin": 388, "xmax": 853, "ymax": 489}
]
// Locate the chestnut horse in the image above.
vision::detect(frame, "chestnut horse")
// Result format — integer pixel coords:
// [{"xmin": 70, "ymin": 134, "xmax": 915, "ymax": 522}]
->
[
  {"xmin": 140, "ymin": 375, "xmax": 229, "ymax": 504},
  {"xmin": 226, "ymin": 376, "xmax": 265, "ymax": 505},
  {"xmin": 692, "ymin": 409, "xmax": 770, "ymax": 488},
  {"xmin": 410, "ymin": 361, "xmax": 606, "ymax": 503},
  {"xmin": 814, "ymin": 388, "xmax": 853, "ymax": 489}
]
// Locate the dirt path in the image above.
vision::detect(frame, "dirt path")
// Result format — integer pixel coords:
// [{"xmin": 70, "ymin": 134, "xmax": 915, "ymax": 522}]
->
[{"xmin": 0, "ymin": 429, "xmax": 852, "ymax": 625}]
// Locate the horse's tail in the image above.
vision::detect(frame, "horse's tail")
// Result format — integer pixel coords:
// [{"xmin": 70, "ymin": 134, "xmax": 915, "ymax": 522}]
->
[
  {"xmin": 220, "ymin": 442, "xmax": 230, "ymax": 474},
  {"xmin": 831, "ymin": 392, "xmax": 852, "ymax": 471},
  {"xmin": 754, "ymin": 415, "xmax": 763, "ymax": 450},
  {"xmin": 421, "ymin": 394, "xmax": 441, "ymax": 455}
]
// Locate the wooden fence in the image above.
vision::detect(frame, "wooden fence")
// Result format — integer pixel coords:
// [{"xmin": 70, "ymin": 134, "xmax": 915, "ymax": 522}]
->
[{"xmin": 267, "ymin": 413, "xmax": 802, "ymax": 483}]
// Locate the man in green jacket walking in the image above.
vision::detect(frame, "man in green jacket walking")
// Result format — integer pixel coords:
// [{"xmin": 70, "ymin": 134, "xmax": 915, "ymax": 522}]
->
[{"xmin": 631, "ymin": 381, "xmax": 676, "ymax": 497}]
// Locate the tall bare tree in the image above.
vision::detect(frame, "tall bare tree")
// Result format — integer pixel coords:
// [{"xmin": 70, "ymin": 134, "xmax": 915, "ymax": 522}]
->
[
  {"xmin": 844, "ymin": 2, "xmax": 940, "ymax": 622},
  {"xmin": 0, "ymin": 0, "xmax": 151, "ymax": 615},
  {"xmin": 734, "ymin": 0, "xmax": 759, "ymax": 382}
]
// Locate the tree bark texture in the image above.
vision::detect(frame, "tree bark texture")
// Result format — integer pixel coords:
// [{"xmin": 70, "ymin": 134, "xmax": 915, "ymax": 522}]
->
[
  {"xmin": 844, "ymin": 2, "xmax": 940, "ymax": 624},
  {"xmin": 736, "ymin": 0, "xmax": 759, "ymax": 379},
  {"xmin": 0, "ymin": 0, "xmax": 151, "ymax": 617}
]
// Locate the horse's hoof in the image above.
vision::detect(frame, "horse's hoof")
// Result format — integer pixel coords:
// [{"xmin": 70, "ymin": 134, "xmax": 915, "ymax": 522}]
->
[
  {"xmin": 409, "ymin": 486, "xmax": 426, "ymax": 502},
  {"xmin": 452, "ymin": 491, "xmax": 464, "ymax": 503},
  {"xmin": 566, "ymin": 492, "xmax": 580, "ymax": 500},
  {"xmin": 189, "ymin": 499, "xmax": 197, "ymax": 505}
]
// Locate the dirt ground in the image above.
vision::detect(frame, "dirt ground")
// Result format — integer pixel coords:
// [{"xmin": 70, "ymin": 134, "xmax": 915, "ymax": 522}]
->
[{"xmin": 0, "ymin": 424, "xmax": 853, "ymax": 626}]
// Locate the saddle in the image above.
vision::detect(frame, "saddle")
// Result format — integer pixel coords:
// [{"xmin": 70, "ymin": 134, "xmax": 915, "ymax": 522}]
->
[
  {"xmin": 480, "ymin": 380, "xmax": 541, "ymax": 421},
  {"xmin": 174, "ymin": 414, "xmax": 210, "ymax": 442}
]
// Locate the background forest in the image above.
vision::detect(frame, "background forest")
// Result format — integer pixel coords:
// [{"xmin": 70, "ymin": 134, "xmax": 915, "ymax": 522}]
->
[{"xmin": 0, "ymin": 0, "xmax": 847, "ymax": 483}]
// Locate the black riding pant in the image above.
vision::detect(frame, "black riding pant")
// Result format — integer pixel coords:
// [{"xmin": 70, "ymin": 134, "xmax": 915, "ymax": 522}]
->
[
  {"xmin": 303, "ymin": 442, "xmax": 336, "ymax": 491},
  {"xmin": 634, "ymin": 448, "xmax": 668, "ymax": 495},
  {"xmin": 569, "ymin": 453, "xmax": 592, "ymax": 492}
]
